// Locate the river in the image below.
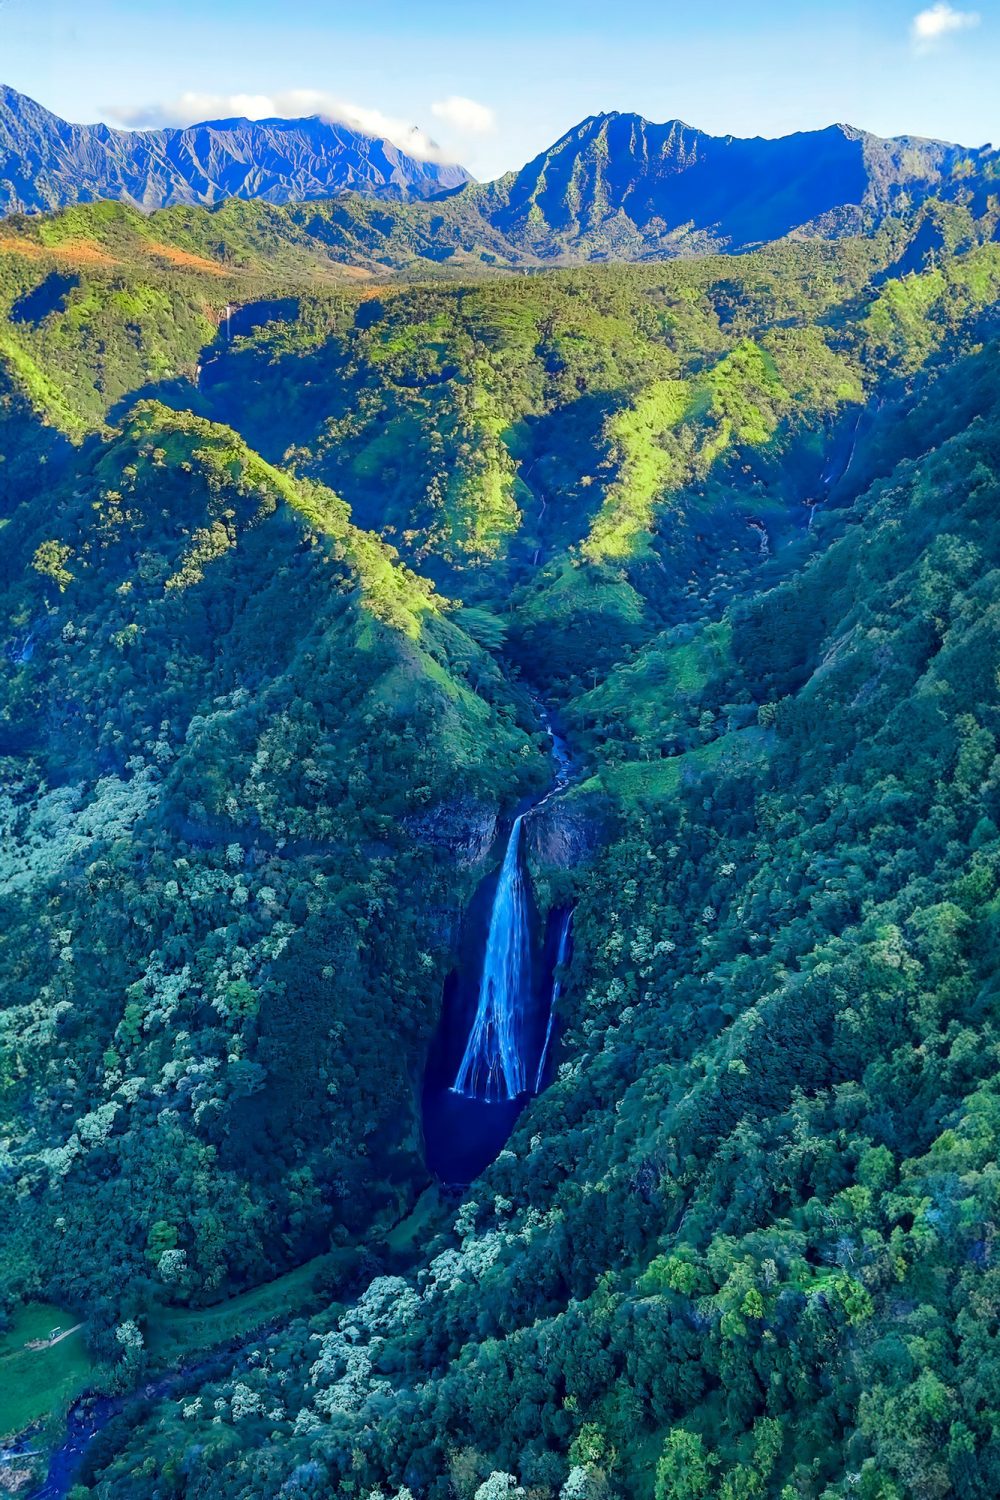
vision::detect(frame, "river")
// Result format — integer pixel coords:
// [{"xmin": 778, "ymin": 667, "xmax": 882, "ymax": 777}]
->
[{"xmin": 12, "ymin": 723, "xmax": 578, "ymax": 1493}]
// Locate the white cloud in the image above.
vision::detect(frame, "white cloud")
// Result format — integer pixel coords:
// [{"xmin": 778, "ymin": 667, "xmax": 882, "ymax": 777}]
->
[
  {"xmin": 430, "ymin": 95, "xmax": 497, "ymax": 136},
  {"xmin": 107, "ymin": 90, "xmax": 452, "ymax": 162},
  {"xmin": 111, "ymin": 92, "xmax": 275, "ymax": 126},
  {"xmin": 911, "ymin": 3, "xmax": 981, "ymax": 51}
]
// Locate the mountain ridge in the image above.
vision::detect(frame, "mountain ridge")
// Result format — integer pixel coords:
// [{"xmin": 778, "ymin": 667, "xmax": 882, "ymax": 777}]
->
[
  {"xmin": 461, "ymin": 110, "xmax": 994, "ymax": 255},
  {"xmin": 3, "ymin": 85, "xmax": 997, "ymax": 264},
  {"xmin": 0, "ymin": 83, "xmax": 472, "ymax": 214}
]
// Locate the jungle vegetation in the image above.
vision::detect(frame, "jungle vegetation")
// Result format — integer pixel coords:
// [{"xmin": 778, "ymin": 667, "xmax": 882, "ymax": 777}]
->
[{"xmin": 0, "ymin": 187, "xmax": 1000, "ymax": 1500}]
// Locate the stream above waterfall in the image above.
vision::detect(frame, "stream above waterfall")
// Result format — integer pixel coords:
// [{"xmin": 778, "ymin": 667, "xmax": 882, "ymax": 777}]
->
[{"xmin": 422, "ymin": 721, "xmax": 575, "ymax": 1185}]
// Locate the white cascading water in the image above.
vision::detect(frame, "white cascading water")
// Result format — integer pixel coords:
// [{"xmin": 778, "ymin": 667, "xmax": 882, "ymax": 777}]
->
[
  {"xmin": 452, "ymin": 813, "xmax": 530, "ymax": 1101},
  {"xmin": 452, "ymin": 714, "xmax": 573, "ymax": 1103},
  {"xmin": 534, "ymin": 908, "xmax": 571, "ymax": 1092}
]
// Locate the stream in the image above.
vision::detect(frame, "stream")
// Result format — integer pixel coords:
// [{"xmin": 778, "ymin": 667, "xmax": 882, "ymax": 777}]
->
[
  {"xmin": 421, "ymin": 718, "xmax": 575, "ymax": 1184},
  {"xmin": 5, "ymin": 1352, "xmax": 236, "ymax": 1500},
  {"xmin": 8, "ymin": 721, "xmax": 578, "ymax": 1493}
]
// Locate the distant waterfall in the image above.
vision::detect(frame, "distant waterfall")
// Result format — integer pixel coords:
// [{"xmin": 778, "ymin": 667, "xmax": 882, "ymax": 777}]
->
[
  {"xmin": 534, "ymin": 909, "xmax": 572, "ymax": 1091},
  {"xmin": 452, "ymin": 815, "xmax": 530, "ymax": 1102},
  {"xmin": 747, "ymin": 519, "xmax": 770, "ymax": 558}
]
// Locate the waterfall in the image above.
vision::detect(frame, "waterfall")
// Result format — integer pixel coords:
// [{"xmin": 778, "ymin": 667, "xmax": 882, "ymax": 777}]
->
[
  {"xmin": 452, "ymin": 814, "xmax": 530, "ymax": 1102},
  {"xmin": 449, "ymin": 715, "xmax": 573, "ymax": 1105},
  {"xmin": 747, "ymin": 519, "xmax": 770, "ymax": 558},
  {"xmin": 534, "ymin": 909, "xmax": 571, "ymax": 1091}
]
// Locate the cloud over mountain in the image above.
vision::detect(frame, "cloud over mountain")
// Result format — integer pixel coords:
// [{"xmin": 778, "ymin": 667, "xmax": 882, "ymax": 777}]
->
[{"xmin": 108, "ymin": 89, "xmax": 453, "ymax": 163}]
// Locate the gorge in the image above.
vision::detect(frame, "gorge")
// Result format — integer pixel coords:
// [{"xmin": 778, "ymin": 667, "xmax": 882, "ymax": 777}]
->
[
  {"xmin": 1, "ymin": 157, "xmax": 1000, "ymax": 1498},
  {"xmin": 422, "ymin": 723, "xmax": 575, "ymax": 1183}
]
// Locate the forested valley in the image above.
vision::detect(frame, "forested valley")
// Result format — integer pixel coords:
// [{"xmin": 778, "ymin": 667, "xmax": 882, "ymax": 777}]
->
[{"xmin": 1, "ymin": 183, "xmax": 1000, "ymax": 1500}]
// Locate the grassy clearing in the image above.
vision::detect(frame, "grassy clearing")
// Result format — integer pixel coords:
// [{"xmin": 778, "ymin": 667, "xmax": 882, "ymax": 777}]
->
[
  {"xmin": 384, "ymin": 1186, "xmax": 445, "ymax": 1255},
  {"xmin": 144, "ymin": 1250, "xmax": 356, "ymax": 1366},
  {"xmin": 592, "ymin": 726, "xmax": 771, "ymax": 803},
  {"xmin": 0, "ymin": 1303, "xmax": 96, "ymax": 1439},
  {"xmin": 584, "ymin": 379, "xmax": 689, "ymax": 562}
]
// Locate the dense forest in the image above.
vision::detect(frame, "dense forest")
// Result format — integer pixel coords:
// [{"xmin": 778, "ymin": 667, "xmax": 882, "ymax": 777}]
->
[{"xmin": 1, "ymin": 181, "xmax": 1000, "ymax": 1500}]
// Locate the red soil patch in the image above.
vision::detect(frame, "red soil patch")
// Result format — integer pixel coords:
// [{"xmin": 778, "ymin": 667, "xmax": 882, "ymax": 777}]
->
[
  {"xmin": 145, "ymin": 241, "xmax": 230, "ymax": 276},
  {"xmin": 0, "ymin": 236, "xmax": 119, "ymax": 266},
  {"xmin": 0, "ymin": 237, "xmax": 46, "ymax": 259},
  {"xmin": 47, "ymin": 238, "xmax": 120, "ymax": 266}
]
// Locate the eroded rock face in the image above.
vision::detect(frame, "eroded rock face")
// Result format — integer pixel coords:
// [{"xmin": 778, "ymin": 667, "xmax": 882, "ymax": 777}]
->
[
  {"xmin": 406, "ymin": 797, "xmax": 499, "ymax": 870},
  {"xmin": 525, "ymin": 792, "xmax": 607, "ymax": 873},
  {"xmin": 0, "ymin": 84, "xmax": 471, "ymax": 215}
]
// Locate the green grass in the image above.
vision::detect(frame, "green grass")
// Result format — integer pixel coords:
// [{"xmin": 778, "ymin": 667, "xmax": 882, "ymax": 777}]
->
[
  {"xmin": 0, "ymin": 1303, "xmax": 96, "ymax": 1439},
  {"xmin": 144, "ymin": 1250, "xmax": 356, "ymax": 1365},
  {"xmin": 2, "ymin": 1233, "xmax": 426, "ymax": 1436},
  {"xmin": 384, "ymin": 1186, "xmax": 445, "ymax": 1255},
  {"xmin": 584, "ymin": 378, "xmax": 689, "ymax": 562},
  {"xmin": 573, "ymin": 619, "xmax": 733, "ymax": 745},
  {"xmin": 592, "ymin": 726, "xmax": 771, "ymax": 803},
  {"xmin": 0, "ymin": 331, "xmax": 87, "ymax": 436}
]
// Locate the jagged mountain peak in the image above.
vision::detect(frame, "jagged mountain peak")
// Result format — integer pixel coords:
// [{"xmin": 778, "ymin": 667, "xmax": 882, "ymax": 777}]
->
[
  {"xmin": 0, "ymin": 83, "xmax": 472, "ymax": 215},
  {"xmin": 467, "ymin": 111, "xmax": 989, "ymax": 256}
]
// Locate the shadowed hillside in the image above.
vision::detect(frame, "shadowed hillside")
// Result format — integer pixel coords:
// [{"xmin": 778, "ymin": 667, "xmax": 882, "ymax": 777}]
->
[
  {"xmin": 0, "ymin": 84, "xmax": 471, "ymax": 215},
  {"xmin": 3, "ymin": 179, "xmax": 1000, "ymax": 1500}
]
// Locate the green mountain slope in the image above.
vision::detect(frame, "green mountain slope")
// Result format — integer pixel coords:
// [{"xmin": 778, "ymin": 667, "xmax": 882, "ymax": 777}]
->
[
  {"xmin": 0, "ymin": 399, "xmax": 542, "ymax": 1328},
  {"xmin": 1, "ymin": 189, "xmax": 1000, "ymax": 1500},
  {"xmin": 464, "ymin": 113, "xmax": 998, "ymax": 257},
  {"xmin": 42, "ymin": 314, "xmax": 1000, "ymax": 1500},
  {"xmin": 5, "ymin": 95, "xmax": 999, "ymax": 266}
]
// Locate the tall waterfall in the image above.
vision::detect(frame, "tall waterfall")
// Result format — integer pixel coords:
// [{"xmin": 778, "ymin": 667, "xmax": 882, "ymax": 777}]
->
[
  {"xmin": 452, "ymin": 814, "xmax": 530, "ymax": 1102},
  {"xmin": 534, "ymin": 909, "xmax": 571, "ymax": 1092}
]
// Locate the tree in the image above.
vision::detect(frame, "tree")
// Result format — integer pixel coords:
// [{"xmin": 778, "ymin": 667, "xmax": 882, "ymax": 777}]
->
[
  {"xmin": 655, "ymin": 1430, "xmax": 718, "ymax": 1500},
  {"xmin": 31, "ymin": 539, "xmax": 74, "ymax": 591}
]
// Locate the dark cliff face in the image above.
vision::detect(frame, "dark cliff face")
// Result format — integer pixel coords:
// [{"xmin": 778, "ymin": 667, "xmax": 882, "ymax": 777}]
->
[
  {"xmin": 525, "ymin": 791, "xmax": 609, "ymax": 874},
  {"xmin": 0, "ymin": 85, "xmax": 472, "ymax": 213},
  {"xmin": 404, "ymin": 796, "xmax": 500, "ymax": 871}
]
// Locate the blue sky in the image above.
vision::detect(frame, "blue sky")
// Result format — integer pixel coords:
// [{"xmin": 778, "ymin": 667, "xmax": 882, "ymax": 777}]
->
[{"xmin": 2, "ymin": 0, "xmax": 996, "ymax": 178}]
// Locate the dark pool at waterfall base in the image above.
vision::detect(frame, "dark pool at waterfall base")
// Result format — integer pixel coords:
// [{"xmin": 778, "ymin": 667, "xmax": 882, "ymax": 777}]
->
[
  {"xmin": 422, "ymin": 850, "xmax": 572, "ymax": 1184},
  {"xmin": 422, "ymin": 718, "xmax": 575, "ymax": 1184}
]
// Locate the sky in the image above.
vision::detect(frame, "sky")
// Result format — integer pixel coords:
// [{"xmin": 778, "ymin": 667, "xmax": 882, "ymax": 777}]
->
[{"xmin": 0, "ymin": 0, "xmax": 996, "ymax": 179}]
